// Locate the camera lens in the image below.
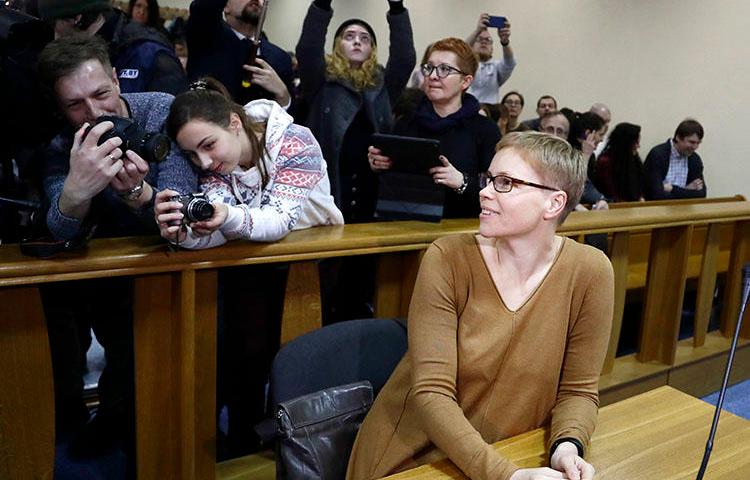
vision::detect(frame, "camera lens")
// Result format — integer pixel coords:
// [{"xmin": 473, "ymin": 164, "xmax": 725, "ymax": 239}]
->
[
  {"xmin": 185, "ymin": 198, "xmax": 214, "ymax": 222},
  {"xmin": 143, "ymin": 133, "xmax": 171, "ymax": 163}
]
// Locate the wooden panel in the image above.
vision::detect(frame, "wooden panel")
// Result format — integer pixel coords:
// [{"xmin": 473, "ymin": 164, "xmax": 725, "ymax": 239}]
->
[
  {"xmin": 383, "ymin": 387, "xmax": 750, "ymax": 479},
  {"xmin": 669, "ymin": 342, "xmax": 750, "ymax": 398},
  {"xmin": 134, "ymin": 271, "xmax": 212, "ymax": 480},
  {"xmin": 721, "ymin": 221, "xmax": 750, "ymax": 338},
  {"xmin": 194, "ymin": 270, "xmax": 218, "ymax": 480},
  {"xmin": 603, "ymin": 231, "xmax": 629, "ymax": 374},
  {"xmin": 694, "ymin": 223, "xmax": 721, "ymax": 346},
  {"xmin": 638, "ymin": 226, "xmax": 692, "ymax": 364},
  {"xmin": 280, "ymin": 261, "xmax": 321, "ymax": 345},
  {"xmin": 0, "ymin": 286, "xmax": 54, "ymax": 480},
  {"xmin": 375, "ymin": 251, "xmax": 424, "ymax": 319}
]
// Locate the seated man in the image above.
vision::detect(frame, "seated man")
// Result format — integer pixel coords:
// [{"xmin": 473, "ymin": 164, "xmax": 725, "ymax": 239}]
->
[
  {"xmin": 465, "ymin": 12, "xmax": 516, "ymax": 104},
  {"xmin": 521, "ymin": 95, "xmax": 557, "ymax": 131},
  {"xmin": 37, "ymin": 34, "xmax": 196, "ymax": 457},
  {"xmin": 644, "ymin": 119, "xmax": 706, "ymax": 200}
]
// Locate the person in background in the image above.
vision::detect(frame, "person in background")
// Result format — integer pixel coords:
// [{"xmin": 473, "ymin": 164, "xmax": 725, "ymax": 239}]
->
[
  {"xmin": 128, "ymin": 0, "xmax": 167, "ymax": 36},
  {"xmin": 594, "ymin": 122, "xmax": 645, "ymax": 202},
  {"xmin": 187, "ymin": 0, "xmax": 293, "ymax": 108},
  {"xmin": 465, "ymin": 12, "xmax": 516, "ymax": 104},
  {"xmin": 37, "ymin": 0, "xmax": 187, "ymax": 95},
  {"xmin": 368, "ymin": 37, "xmax": 500, "ymax": 219},
  {"xmin": 643, "ymin": 119, "xmax": 706, "ymax": 200},
  {"xmin": 154, "ymin": 78, "xmax": 342, "ymax": 457},
  {"xmin": 348, "ymin": 132, "xmax": 613, "ymax": 480},
  {"xmin": 521, "ymin": 94, "xmax": 557, "ymax": 131},
  {"xmin": 500, "ymin": 91, "xmax": 530, "ymax": 135},
  {"xmin": 296, "ymin": 0, "xmax": 415, "ymax": 223},
  {"xmin": 562, "ymin": 108, "xmax": 609, "ymax": 211},
  {"xmin": 37, "ymin": 34, "xmax": 196, "ymax": 462}
]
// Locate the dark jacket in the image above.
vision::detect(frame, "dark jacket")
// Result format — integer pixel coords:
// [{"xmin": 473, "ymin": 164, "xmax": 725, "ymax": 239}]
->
[
  {"xmin": 643, "ymin": 139, "xmax": 706, "ymax": 200},
  {"xmin": 296, "ymin": 3, "xmax": 416, "ymax": 208},
  {"xmin": 393, "ymin": 94, "xmax": 501, "ymax": 218},
  {"xmin": 99, "ymin": 9, "xmax": 188, "ymax": 95},
  {"xmin": 186, "ymin": 0, "xmax": 293, "ymax": 106}
]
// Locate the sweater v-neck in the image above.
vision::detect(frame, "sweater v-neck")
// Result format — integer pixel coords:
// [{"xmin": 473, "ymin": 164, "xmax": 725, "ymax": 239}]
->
[{"xmin": 472, "ymin": 235, "xmax": 567, "ymax": 314}]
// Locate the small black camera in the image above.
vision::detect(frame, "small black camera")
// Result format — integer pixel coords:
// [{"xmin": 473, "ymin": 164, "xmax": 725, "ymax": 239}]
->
[
  {"xmin": 84, "ymin": 115, "xmax": 170, "ymax": 163},
  {"xmin": 170, "ymin": 193, "xmax": 214, "ymax": 223}
]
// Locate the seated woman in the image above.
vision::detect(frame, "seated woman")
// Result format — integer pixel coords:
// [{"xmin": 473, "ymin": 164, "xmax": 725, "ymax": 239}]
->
[
  {"xmin": 499, "ymin": 90, "xmax": 531, "ymax": 135},
  {"xmin": 154, "ymin": 78, "xmax": 343, "ymax": 248},
  {"xmin": 348, "ymin": 132, "xmax": 614, "ymax": 480},
  {"xmin": 368, "ymin": 37, "xmax": 500, "ymax": 218},
  {"xmin": 595, "ymin": 122, "xmax": 645, "ymax": 202},
  {"xmin": 562, "ymin": 108, "xmax": 609, "ymax": 211}
]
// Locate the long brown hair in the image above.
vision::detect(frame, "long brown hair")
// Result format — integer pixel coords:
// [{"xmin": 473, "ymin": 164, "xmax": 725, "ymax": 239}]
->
[{"xmin": 166, "ymin": 78, "xmax": 270, "ymax": 188}]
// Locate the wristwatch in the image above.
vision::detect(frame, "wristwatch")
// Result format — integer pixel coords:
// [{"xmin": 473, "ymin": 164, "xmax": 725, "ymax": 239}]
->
[
  {"xmin": 119, "ymin": 182, "xmax": 144, "ymax": 201},
  {"xmin": 454, "ymin": 173, "xmax": 469, "ymax": 195}
]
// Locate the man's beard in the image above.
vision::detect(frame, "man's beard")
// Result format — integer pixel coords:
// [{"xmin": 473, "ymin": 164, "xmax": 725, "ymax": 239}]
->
[
  {"xmin": 477, "ymin": 51, "xmax": 491, "ymax": 62},
  {"xmin": 241, "ymin": 3, "xmax": 261, "ymax": 25}
]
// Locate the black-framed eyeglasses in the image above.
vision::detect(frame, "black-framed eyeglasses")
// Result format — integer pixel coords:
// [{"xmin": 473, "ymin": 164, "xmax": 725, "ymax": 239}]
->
[
  {"xmin": 420, "ymin": 63, "xmax": 466, "ymax": 79},
  {"xmin": 479, "ymin": 172, "xmax": 559, "ymax": 193}
]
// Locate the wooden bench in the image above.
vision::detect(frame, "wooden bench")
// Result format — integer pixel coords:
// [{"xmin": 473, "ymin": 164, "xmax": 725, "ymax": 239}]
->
[{"xmin": 1, "ymin": 200, "xmax": 749, "ymax": 479}]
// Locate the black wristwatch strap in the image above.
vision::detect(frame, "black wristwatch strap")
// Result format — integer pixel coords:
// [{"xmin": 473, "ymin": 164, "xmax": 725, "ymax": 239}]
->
[{"xmin": 549, "ymin": 437, "xmax": 584, "ymax": 463}]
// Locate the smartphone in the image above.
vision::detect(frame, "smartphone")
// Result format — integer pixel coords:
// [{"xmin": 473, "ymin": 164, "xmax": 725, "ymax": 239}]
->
[{"xmin": 487, "ymin": 15, "xmax": 506, "ymax": 29}]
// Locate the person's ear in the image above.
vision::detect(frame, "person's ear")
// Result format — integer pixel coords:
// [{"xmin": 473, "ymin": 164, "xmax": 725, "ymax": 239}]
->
[
  {"xmin": 229, "ymin": 112, "xmax": 242, "ymax": 133},
  {"xmin": 544, "ymin": 190, "xmax": 567, "ymax": 221},
  {"xmin": 461, "ymin": 74, "xmax": 474, "ymax": 91},
  {"xmin": 110, "ymin": 67, "xmax": 120, "ymax": 90}
]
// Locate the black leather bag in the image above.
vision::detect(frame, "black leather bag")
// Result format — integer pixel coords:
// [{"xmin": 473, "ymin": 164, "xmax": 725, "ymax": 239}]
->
[{"xmin": 273, "ymin": 381, "xmax": 373, "ymax": 480}]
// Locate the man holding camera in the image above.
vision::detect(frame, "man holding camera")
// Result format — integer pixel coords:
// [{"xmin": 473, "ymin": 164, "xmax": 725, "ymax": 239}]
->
[
  {"xmin": 465, "ymin": 12, "xmax": 516, "ymax": 105},
  {"xmin": 37, "ymin": 34, "xmax": 196, "ymax": 460}
]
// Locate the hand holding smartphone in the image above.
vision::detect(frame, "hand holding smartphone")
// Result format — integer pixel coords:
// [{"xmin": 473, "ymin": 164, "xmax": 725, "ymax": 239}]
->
[{"xmin": 487, "ymin": 15, "xmax": 506, "ymax": 29}]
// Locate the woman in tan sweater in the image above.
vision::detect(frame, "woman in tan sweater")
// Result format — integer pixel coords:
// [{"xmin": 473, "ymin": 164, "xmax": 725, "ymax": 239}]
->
[{"xmin": 347, "ymin": 132, "xmax": 614, "ymax": 480}]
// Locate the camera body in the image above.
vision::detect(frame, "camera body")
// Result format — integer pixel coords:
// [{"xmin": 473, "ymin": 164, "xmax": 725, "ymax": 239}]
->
[
  {"xmin": 170, "ymin": 192, "xmax": 214, "ymax": 223},
  {"xmin": 84, "ymin": 115, "xmax": 171, "ymax": 163}
]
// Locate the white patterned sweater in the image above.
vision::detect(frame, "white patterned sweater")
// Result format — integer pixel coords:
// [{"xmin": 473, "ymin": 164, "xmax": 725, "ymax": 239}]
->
[{"xmin": 179, "ymin": 100, "xmax": 344, "ymax": 249}]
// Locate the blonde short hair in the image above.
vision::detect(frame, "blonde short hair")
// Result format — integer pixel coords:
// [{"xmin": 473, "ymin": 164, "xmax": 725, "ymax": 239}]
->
[{"xmin": 495, "ymin": 131, "xmax": 585, "ymax": 223}]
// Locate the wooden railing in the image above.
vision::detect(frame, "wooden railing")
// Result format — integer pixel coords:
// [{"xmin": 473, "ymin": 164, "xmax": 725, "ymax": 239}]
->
[{"xmin": 1, "ymin": 200, "xmax": 749, "ymax": 480}]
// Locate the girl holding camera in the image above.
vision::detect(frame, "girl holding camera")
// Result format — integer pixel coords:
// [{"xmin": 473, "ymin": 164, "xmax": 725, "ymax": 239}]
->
[
  {"xmin": 153, "ymin": 77, "xmax": 342, "ymax": 456},
  {"xmin": 153, "ymin": 78, "xmax": 342, "ymax": 248}
]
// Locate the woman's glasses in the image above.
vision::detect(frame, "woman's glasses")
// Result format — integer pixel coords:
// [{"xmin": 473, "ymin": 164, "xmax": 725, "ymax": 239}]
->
[
  {"xmin": 420, "ymin": 63, "xmax": 466, "ymax": 79},
  {"xmin": 479, "ymin": 172, "xmax": 559, "ymax": 193}
]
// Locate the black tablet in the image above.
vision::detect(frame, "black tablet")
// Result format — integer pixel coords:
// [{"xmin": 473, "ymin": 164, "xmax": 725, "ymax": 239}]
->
[{"xmin": 370, "ymin": 133, "xmax": 441, "ymax": 174}]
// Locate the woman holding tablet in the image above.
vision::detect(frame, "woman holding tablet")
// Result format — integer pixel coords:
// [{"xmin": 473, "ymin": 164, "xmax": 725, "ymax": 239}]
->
[
  {"xmin": 350, "ymin": 132, "xmax": 614, "ymax": 480},
  {"xmin": 368, "ymin": 37, "xmax": 500, "ymax": 218}
]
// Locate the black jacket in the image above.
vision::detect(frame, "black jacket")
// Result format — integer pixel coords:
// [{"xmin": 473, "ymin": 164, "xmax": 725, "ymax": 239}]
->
[
  {"xmin": 644, "ymin": 139, "xmax": 706, "ymax": 200},
  {"xmin": 186, "ymin": 0, "xmax": 293, "ymax": 106},
  {"xmin": 99, "ymin": 9, "xmax": 188, "ymax": 95},
  {"xmin": 394, "ymin": 94, "xmax": 501, "ymax": 218}
]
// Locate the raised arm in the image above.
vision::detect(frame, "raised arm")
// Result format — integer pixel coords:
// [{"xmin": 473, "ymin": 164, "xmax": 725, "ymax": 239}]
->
[
  {"xmin": 383, "ymin": 1, "xmax": 416, "ymax": 107},
  {"xmin": 295, "ymin": 1, "xmax": 332, "ymax": 101}
]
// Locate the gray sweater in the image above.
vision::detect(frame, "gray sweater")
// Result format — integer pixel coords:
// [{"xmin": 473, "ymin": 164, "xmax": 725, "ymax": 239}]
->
[{"xmin": 43, "ymin": 92, "xmax": 197, "ymax": 240}]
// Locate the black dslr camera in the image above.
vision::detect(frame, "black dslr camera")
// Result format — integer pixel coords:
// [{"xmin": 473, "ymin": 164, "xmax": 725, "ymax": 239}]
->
[
  {"xmin": 170, "ymin": 193, "xmax": 214, "ymax": 223},
  {"xmin": 84, "ymin": 115, "xmax": 171, "ymax": 163}
]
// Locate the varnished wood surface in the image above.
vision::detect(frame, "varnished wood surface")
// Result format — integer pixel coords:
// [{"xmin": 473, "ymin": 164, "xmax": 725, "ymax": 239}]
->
[
  {"xmin": 1, "ymin": 202, "xmax": 750, "ymax": 286},
  {"xmin": 383, "ymin": 386, "xmax": 750, "ymax": 479}
]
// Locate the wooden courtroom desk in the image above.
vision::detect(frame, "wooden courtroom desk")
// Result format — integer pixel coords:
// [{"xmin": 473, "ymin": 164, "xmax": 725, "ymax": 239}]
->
[
  {"xmin": 1, "ymin": 200, "xmax": 749, "ymax": 480},
  {"xmin": 383, "ymin": 386, "xmax": 750, "ymax": 479}
]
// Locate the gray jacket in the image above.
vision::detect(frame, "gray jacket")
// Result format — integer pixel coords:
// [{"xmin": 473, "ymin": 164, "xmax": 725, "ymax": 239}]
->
[{"xmin": 296, "ymin": 3, "xmax": 415, "ymax": 204}]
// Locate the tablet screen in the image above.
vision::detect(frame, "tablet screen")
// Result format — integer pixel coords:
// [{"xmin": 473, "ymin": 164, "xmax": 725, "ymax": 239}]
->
[{"xmin": 371, "ymin": 133, "xmax": 441, "ymax": 175}]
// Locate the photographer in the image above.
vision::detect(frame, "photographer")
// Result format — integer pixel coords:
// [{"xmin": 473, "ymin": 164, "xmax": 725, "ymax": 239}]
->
[{"xmin": 37, "ymin": 34, "xmax": 196, "ymax": 460}]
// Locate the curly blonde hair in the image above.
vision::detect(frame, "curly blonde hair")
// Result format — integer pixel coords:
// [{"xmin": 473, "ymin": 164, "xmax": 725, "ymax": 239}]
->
[{"xmin": 325, "ymin": 40, "xmax": 380, "ymax": 91}]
